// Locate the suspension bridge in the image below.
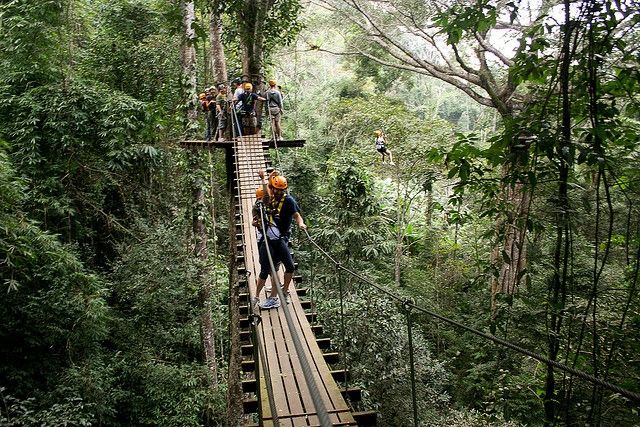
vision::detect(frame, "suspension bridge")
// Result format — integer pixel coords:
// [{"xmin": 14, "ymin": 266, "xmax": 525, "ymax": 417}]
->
[{"xmin": 180, "ymin": 115, "xmax": 640, "ymax": 427}]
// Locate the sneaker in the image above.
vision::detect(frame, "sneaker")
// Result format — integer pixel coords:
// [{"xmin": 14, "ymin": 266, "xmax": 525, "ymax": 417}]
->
[
  {"xmin": 389, "ymin": 161, "xmax": 396, "ymax": 166},
  {"xmin": 265, "ymin": 284, "xmax": 272, "ymax": 293},
  {"xmin": 285, "ymin": 292, "xmax": 291, "ymax": 304},
  {"xmin": 260, "ymin": 297, "xmax": 280, "ymax": 309}
]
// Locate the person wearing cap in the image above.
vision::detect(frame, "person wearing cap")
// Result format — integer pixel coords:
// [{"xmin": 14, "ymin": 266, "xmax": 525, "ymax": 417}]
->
[
  {"xmin": 374, "ymin": 130, "xmax": 395, "ymax": 165},
  {"xmin": 205, "ymin": 88, "xmax": 217, "ymax": 141},
  {"xmin": 265, "ymin": 79, "xmax": 284, "ymax": 141},
  {"xmin": 215, "ymin": 85, "xmax": 228, "ymax": 141},
  {"xmin": 255, "ymin": 170, "xmax": 306, "ymax": 309},
  {"xmin": 234, "ymin": 82, "xmax": 266, "ymax": 135}
]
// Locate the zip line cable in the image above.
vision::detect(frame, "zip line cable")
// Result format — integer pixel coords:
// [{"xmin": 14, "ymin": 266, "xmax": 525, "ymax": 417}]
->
[
  {"xmin": 301, "ymin": 228, "xmax": 640, "ymax": 405},
  {"xmin": 257, "ymin": 203, "xmax": 332, "ymax": 426}
]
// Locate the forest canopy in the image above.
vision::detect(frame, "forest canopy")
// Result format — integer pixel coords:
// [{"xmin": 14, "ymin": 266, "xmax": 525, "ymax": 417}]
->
[{"xmin": 1, "ymin": 0, "xmax": 639, "ymax": 426}]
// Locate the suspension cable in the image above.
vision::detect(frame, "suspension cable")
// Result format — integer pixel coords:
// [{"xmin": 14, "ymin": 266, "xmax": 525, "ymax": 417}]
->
[
  {"xmin": 301, "ymin": 229, "xmax": 640, "ymax": 404},
  {"xmin": 257, "ymin": 204, "xmax": 332, "ymax": 426}
]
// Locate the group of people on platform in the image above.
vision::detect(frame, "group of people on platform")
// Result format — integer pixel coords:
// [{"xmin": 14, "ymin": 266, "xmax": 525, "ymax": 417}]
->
[{"xmin": 199, "ymin": 78, "xmax": 284, "ymax": 142}]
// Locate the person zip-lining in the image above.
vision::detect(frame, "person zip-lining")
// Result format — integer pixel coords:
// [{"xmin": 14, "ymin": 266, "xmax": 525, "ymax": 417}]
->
[{"xmin": 374, "ymin": 130, "xmax": 395, "ymax": 165}]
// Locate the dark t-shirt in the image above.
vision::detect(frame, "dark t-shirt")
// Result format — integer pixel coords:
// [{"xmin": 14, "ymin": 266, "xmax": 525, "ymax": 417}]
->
[
  {"xmin": 237, "ymin": 92, "xmax": 258, "ymax": 114},
  {"xmin": 271, "ymin": 194, "xmax": 300, "ymax": 237}
]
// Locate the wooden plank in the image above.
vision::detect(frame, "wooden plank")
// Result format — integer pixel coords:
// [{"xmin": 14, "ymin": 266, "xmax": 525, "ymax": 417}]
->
[
  {"xmin": 291, "ymin": 291, "xmax": 355, "ymax": 425},
  {"xmin": 235, "ymin": 141, "xmax": 355, "ymax": 427},
  {"xmin": 265, "ymin": 302, "xmax": 308, "ymax": 427}
]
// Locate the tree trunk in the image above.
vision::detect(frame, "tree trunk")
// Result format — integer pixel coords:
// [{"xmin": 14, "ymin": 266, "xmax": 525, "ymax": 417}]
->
[
  {"xmin": 192, "ymin": 171, "xmax": 217, "ymax": 384},
  {"xmin": 181, "ymin": 0, "xmax": 217, "ymax": 388},
  {"xmin": 209, "ymin": 0, "xmax": 227, "ymax": 84},
  {"xmin": 181, "ymin": 0, "xmax": 198, "ymax": 126},
  {"xmin": 490, "ymin": 173, "xmax": 530, "ymax": 320},
  {"xmin": 545, "ymin": 1, "xmax": 573, "ymax": 422}
]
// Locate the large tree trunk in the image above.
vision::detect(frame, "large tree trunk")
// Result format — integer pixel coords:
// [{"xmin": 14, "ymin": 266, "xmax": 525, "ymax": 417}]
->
[
  {"xmin": 490, "ymin": 167, "xmax": 531, "ymax": 320},
  {"xmin": 181, "ymin": 0, "xmax": 218, "ymax": 388},
  {"xmin": 181, "ymin": 0, "xmax": 198, "ymax": 126},
  {"xmin": 192, "ymin": 170, "xmax": 217, "ymax": 384},
  {"xmin": 209, "ymin": 0, "xmax": 227, "ymax": 84}
]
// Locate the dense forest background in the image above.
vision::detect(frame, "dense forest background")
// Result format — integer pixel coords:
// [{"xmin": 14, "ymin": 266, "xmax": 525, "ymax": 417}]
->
[{"xmin": 1, "ymin": 0, "xmax": 639, "ymax": 426}]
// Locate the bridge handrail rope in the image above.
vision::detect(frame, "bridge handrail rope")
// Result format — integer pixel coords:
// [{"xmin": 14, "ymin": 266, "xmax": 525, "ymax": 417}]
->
[
  {"xmin": 229, "ymin": 102, "xmax": 281, "ymax": 424},
  {"xmin": 301, "ymin": 229, "xmax": 640, "ymax": 405},
  {"xmin": 257, "ymin": 203, "xmax": 333, "ymax": 427}
]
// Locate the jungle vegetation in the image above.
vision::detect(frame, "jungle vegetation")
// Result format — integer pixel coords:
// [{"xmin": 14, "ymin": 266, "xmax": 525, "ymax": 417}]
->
[{"xmin": 1, "ymin": 0, "xmax": 639, "ymax": 426}]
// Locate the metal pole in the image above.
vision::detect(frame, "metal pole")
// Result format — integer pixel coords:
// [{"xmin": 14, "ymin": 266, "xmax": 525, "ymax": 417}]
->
[{"xmin": 406, "ymin": 305, "xmax": 418, "ymax": 427}]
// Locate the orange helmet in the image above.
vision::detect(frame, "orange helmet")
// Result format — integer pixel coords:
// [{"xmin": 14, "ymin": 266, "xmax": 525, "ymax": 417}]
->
[
  {"xmin": 243, "ymin": 82, "xmax": 253, "ymax": 91},
  {"xmin": 270, "ymin": 175, "xmax": 288, "ymax": 190},
  {"xmin": 255, "ymin": 186, "xmax": 265, "ymax": 199},
  {"xmin": 199, "ymin": 93, "xmax": 206, "ymax": 100},
  {"xmin": 268, "ymin": 79, "xmax": 277, "ymax": 86}
]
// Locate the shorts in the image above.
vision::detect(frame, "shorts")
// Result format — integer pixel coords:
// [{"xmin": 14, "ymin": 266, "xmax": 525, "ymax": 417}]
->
[
  {"xmin": 269, "ymin": 106, "xmax": 281, "ymax": 118},
  {"xmin": 217, "ymin": 114, "xmax": 227, "ymax": 129},
  {"xmin": 377, "ymin": 146, "xmax": 389, "ymax": 154},
  {"xmin": 242, "ymin": 114, "xmax": 257, "ymax": 128},
  {"xmin": 258, "ymin": 238, "xmax": 294, "ymax": 280}
]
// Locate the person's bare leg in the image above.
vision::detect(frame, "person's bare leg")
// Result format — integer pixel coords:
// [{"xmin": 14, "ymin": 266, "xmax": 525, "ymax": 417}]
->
[
  {"xmin": 256, "ymin": 277, "xmax": 266, "ymax": 299},
  {"xmin": 282, "ymin": 272, "xmax": 294, "ymax": 294}
]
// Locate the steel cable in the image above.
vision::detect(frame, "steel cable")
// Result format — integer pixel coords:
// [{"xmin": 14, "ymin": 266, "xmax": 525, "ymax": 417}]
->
[
  {"xmin": 302, "ymin": 229, "xmax": 640, "ymax": 405},
  {"xmin": 257, "ymin": 204, "xmax": 333, "ymax": 426}
]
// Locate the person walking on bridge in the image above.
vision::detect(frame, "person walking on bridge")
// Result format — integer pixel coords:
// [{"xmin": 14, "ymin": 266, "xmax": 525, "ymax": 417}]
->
[{"xmin": 255, "ymin": 170, "xmax": 306, "ymax": 309}]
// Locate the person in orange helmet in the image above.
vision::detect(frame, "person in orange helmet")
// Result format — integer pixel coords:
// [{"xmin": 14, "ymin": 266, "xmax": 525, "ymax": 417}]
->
[
  {"xmin": 254, "ymin": 170, "xmax": 306, "ymax": 309},
  {"xmin": 233, "ymin": 82, "xmax": 266, "ymax": 135},
  {"xmin": 252, "ymin": 177, "xmax": 280, "ymax": 308}
]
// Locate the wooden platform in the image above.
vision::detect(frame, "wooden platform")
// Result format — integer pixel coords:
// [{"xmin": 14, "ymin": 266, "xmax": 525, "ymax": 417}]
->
[
  {"xmin": 180, "ymin": 137, "xmax": 305, "ymax": 149},
  {"xmin": 234, "ymin": 135, "xmax": 356, "ymax": 426}
]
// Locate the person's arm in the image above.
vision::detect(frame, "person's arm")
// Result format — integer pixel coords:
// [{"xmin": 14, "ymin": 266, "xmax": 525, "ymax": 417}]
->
[
  {"xmin": 258, "ymin": 170, "xmax": 270, "ymax": 203},
  {"xmin": 293, "ymin": 212, "xmax": 306, "ymax": 230}
]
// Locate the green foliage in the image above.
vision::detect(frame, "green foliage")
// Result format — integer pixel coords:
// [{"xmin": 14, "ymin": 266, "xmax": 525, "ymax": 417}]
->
[
  {"xmin": 316, "ymin": 287, "xmax": 452, "ymax": 426},
  {"xmin": 0, "ymin": 150, "xmax": 109, "ymax": 405},
  {"xmin": 435, "ymin": 0, "xmax": 497, "ymax": 44},
  {"xmin": 0, "ymin": 0, "xmax": 68, "ymax": 86},
  {"xmin": 0, "ymin": 80, "xmax": 151, "ymax": 249}
]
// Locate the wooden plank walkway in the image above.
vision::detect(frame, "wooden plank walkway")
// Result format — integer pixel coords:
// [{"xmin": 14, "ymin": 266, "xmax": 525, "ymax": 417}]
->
[{"xmin": 234, "ymin": 135, "xmax": 356, "ymax": 427}]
